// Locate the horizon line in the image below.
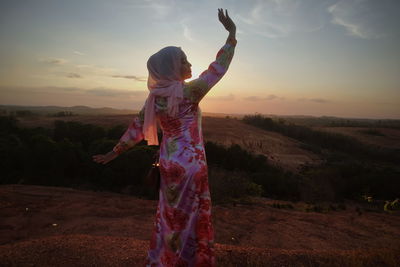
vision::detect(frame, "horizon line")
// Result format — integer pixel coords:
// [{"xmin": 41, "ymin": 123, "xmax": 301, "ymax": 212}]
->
[{"xmin": 1, "ymin": 103, "xmax": 399, "ymax": 121}]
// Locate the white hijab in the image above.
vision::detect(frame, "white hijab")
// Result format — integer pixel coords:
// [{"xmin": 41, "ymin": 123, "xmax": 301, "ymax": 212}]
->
[{"xmin": 143, "ymin": 46, "xmax": 184, "ymax": 145}]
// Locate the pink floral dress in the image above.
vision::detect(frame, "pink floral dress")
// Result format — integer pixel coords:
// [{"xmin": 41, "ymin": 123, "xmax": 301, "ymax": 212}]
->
[{"xmin": 113, "ymin": 39, "xmax": 236, "ymax": 266}]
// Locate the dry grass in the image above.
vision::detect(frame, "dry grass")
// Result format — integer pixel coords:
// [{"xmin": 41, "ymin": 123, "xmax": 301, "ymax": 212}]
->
[
  {"xmin": 1, "ymin": 235, "xmax": 399, "ymax": 266},
  {"xmin": 315, "ymin": 126, "xmax": 400, "ymax": 150},
  {"xmin": 1, "ymin": 185, "xmax": 400, "ymax": 266}
]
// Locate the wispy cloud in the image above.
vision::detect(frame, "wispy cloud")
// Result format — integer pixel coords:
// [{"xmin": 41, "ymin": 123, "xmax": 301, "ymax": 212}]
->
[
  {"xmin": 244, "ymin": 94, "xmax": 284, "ymax": 101},
  {"xmin": 38, "ymin": 57, "xmax": 147, "ymax": 82},
  {"xmin": 85, "ymin": 88, "xmax": 147, "ymax": 97},
  {"xmin": 328, "ymin": 0, "xmax": 399, "ymax": 39},
  {"xmin": 111, "ymin": 75, "xmax": 146, "ymax": 81},
  {"xmin": 181, "ymin": 19, "xmax": 195, "ymax": 42},
  {"xmin": 75, "ymin": 64, "xmax": 116, "ymax": 75},
  {"xmin": 237, "ymin": 0, "xmax": 332, "ymax": 38},
  {"xmin": 39, "ymin": 58, "xmax": 68, "ymax": 65},
  {"xmin": 125, "ymin": 0, "xmax": 175, "ymax": 19},
  {"xmin": 73, "ymin": 50, "xmax": 85, "ymax": 56},
  {"xmin": 207, "ymin": 93, "xmax": 235, "ymax": 101},
  {"xmin": 298, "ymin": 97, "xmax": 332, "ymax": 104},
  {"xmin": 66, "ymin": 73, "xmax": 82, "ymax": 78}
]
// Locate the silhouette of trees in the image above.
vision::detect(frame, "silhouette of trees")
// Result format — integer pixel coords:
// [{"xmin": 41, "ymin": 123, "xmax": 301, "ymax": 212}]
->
[
  {"xmin": 243, "ymin": 114, "xmax": 399, "ymax": 163},
  {"xmin": 0, "ymin": 114, "xmax": 398, "ymax": 202}
]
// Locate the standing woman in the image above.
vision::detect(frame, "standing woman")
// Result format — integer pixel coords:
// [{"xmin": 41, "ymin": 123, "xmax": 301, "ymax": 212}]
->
[{"xmin": 93, "ymin": 8, "xmax": 236, "ymax": 266}]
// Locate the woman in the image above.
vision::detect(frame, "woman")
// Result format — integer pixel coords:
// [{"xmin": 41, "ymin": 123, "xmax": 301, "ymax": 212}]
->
[{"xmin": 93, "ymin": 8, "xmax": 236, "ymax": 266}]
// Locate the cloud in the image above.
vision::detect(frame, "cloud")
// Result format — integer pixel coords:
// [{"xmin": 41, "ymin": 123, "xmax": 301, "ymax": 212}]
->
[
  {"xmin": 244, "ymin": 96, "xmax": 264, "ymax": 101},
  {"xmin": 207, "ymin": 93, "xmax": 235, "ymax": 101},
  {"xmin": 180, "ymin": 19, "xmax": 195, "ymax": 42},
  {"xmin": 237, "ymin": 0, "xmax": 333, "ymax": 38},
  {"xmin": 39, "ymin": 58, "xmax": 146, "ymax": 82},
  {"xmin": 111, "ymin": 75, "xmax": 147, "ymax": 81},
  {"xmin": 75, "ymin": 64, "xmax": 116, "ymax": 75},
  {"xmin": 148, "ymin": 1, "xmax": 173, "ymax": 18},
  {"xmin": 66, "ymin": 73, "xmax": 82, "ymax": 78},
  {"xmin": 124, "ymin": 0, "xmax": 175, "ymax": 19},
  {"xmin": 328, "ymin": 0, "xmax": 400, "ymax": 39},
  {"xmin": 244, "ymin": 94, "xmax": 284, "ymax": 101},
  {"xmin": 53, "ymin": 86, "xmax": 81, "ymax": 92},
  {"xmin": 73, "ymin": 50, "xmax": 85, "ymax": 56},
  {"xmin": 40, "ymin": 58, "xmax": 68, "ymax": 65},
  {"xmin": 266, "ymin": 94, "xmax": 280, "ymax": 100},
  {"xmin": 298, "ymin": 97, "xmax": 331, "ymax": 104},
  {"xmin": 85, "ymin": 88, "xmax": 147, "ymax": 97}
]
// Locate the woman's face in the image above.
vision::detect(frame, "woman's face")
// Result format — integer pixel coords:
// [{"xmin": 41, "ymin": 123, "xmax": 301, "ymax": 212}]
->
[{"xmin": 180, "ymin": 52, "xmax": 192, "ymax": 80}]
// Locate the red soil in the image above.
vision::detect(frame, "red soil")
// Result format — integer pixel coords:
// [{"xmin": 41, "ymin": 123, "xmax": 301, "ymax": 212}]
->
[{"xmin": 1, "ymin": 185, "xmax": 399, "ymax": 266}]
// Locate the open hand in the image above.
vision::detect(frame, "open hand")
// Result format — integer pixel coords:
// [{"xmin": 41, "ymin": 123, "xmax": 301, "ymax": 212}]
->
[
  {"xmin": 92, "ymin": 151, "xmax": 118, "ymax": 165},
  {"xmin": 218, "ymin": 8, "xmax": 236, "ymax": 33}
]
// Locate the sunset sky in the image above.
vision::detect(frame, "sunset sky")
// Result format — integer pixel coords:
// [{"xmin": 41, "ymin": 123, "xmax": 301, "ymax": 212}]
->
[{"xmin": 1, "ymin": 0, "xmax": 399, "ymax": 119}]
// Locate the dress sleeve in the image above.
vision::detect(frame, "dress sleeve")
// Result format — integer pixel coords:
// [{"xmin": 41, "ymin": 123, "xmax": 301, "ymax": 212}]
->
[
  {"xmin": 184, "ymin": 38, "xmax": 236, "ymax": 103},
  {"xmin": 112, "ymin": 106, "xmax": 145, "ymax": 155}
]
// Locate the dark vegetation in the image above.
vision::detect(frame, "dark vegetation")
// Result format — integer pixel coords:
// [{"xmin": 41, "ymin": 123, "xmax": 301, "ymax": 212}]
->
[
  {"xmin": 243, "ymin": 114, "xmax": 399, "ymax": 163},
  {"xmin": 1, "ymin": 114, "xmax": 399, "ymax": 205},
  {"xmin": 274, "ymin": 115, "xmax": 400, "ymax": 129},
  {"xmin": 242, "ymin": 114, "xmax": 400, "ymax": 202}
]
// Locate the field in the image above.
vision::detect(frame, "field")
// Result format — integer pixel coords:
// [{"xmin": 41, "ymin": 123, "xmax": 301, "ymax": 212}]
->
[
  {"xmin": 315, "ymin": 126, "xmax": 400, "ymax": 149},
  {"xmin": 2, "ymin": 108, "xmax": 400, "ymax": 266},
  {"xmin": 1, "ymin": 184, "xmax": 399, "ymax": 266}
]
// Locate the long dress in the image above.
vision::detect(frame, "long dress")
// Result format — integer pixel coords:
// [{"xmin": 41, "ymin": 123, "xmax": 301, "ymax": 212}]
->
[{"xmin": 112, "ymin": 39, "xmax": 236, "ymax": 266}]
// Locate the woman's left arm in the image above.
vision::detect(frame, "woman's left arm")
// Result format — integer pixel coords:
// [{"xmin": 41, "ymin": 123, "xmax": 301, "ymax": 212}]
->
[{"xmin": 184, "ymin": 9, "xmax": 237, "ymax": 103}]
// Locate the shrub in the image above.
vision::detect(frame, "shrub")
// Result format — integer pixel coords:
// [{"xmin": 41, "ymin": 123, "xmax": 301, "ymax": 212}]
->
[{"xmin": 208, "ymin": 167, "xmax": 263, "ymax": 205}]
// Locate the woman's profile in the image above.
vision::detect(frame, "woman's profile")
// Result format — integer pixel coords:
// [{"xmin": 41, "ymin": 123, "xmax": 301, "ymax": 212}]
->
[{"xmin": 93, "ymin": 8, "xmax": 236, "ymax": 266}]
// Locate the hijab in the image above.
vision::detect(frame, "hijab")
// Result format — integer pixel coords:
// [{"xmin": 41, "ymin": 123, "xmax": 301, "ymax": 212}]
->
[{"xmin": 143, "ymin": 46, "xmax": 185, "ymax": 145}]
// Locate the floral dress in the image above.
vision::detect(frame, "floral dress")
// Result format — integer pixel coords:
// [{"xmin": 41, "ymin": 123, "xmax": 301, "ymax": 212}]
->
[{"xmin": 113, "ymin": 39, "xmax": 236, "ymax": 266}]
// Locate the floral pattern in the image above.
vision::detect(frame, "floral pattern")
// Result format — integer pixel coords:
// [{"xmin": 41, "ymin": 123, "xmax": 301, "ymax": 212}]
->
[{"xmin": 113, "ymin": 42, "xmax": 235, "ymax": 266}]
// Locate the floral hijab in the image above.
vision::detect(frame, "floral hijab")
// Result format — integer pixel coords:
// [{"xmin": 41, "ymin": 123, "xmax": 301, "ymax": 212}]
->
[{"xmin": 143, "ymin": 46, "xmax": 185, "ymax": 145}]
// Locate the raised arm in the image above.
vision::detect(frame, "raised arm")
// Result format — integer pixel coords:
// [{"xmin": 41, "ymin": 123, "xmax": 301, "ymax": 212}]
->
[
  {"xmin": 92, "ymin": 106, "xmax": 145, "ymax": 164},
  {"xmin": 184, "ymin": 9, "xmax": 237, "ymax": 103}
]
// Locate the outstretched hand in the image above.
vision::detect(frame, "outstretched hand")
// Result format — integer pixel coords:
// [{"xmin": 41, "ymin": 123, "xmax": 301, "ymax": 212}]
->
[
  {"xmin": 92, "ymin": 151, "xmax": 118, "ymax": 165},
  {"xmin": 218, "ymin": 8, "xmax": 236, "ymax": 33}
]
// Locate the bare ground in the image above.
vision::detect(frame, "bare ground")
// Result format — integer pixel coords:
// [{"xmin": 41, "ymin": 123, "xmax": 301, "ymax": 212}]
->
[{"xmin": 1, "ymin": 185, "xmax": 399, "ymax": 266}]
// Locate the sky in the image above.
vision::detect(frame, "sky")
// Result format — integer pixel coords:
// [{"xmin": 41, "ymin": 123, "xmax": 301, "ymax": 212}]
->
[{"xmin": 0, "ymin": 0, "xmax": 399, "ymax": 119}]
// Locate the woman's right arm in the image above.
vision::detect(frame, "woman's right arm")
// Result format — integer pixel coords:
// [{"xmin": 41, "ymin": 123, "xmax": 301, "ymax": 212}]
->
[
  {"xmin": 112, "ymin": 106, "xmax": 145, "ymax": 155},
  {"xmin": 185, "ymin": 9, "xmax": 237, "ymax": 103},
  {"xmin": 92, "ymin": 106, "xmax": 145, "ymax": 164}
]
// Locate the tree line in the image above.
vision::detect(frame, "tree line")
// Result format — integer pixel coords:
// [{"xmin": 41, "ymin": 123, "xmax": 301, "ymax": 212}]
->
[{"xmin": 1, "ymin": 115, "xmax": 398, "ymax": 203}]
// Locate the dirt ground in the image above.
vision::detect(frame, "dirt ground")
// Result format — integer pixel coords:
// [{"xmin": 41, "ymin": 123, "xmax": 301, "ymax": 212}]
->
[{"xmin": 1, "ymin": 185, "xmax": 399, "ymax": 266}]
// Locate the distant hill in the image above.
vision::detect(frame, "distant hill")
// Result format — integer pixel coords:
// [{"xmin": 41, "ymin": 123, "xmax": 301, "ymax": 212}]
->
[{"xmin": 1, "ymin": 104, "xmax": 399, "ymax": 128}]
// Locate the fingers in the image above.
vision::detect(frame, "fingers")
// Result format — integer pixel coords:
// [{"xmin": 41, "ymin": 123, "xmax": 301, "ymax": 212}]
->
[
  {"xmin": 218, "ymin": 8, "xmax": 224, "ymax": 22},
  {"xmin": 218, "ymin": 8, "xmax": 233, "ymax": 25},
  {"xmin": 92, "ymin": 154, "xmax": 107, "ymax": 164}
]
